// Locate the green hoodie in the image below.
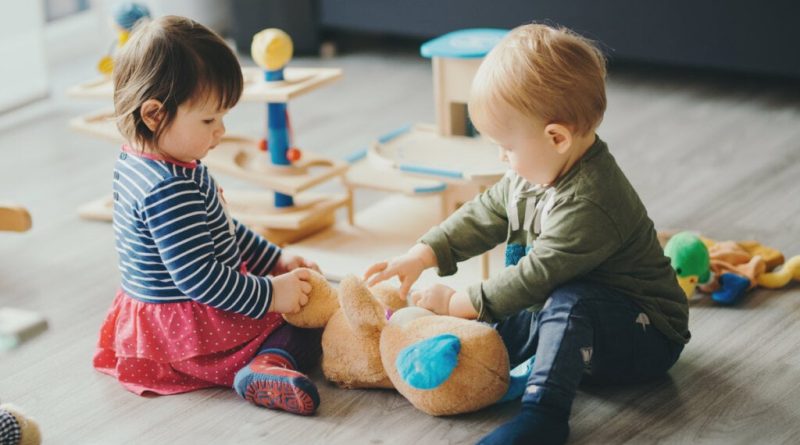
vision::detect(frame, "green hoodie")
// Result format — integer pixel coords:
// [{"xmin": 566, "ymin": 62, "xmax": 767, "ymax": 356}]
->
[{"xmin": 420, "ymin": 136, "xmax": 690, "ymax": 345}]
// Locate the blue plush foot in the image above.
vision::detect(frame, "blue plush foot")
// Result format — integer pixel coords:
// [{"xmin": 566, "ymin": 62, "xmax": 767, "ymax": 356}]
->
[
  {"xmin": 711, "ymin": 273, "xmax": 750, "ymax": 305},
  {"xmin": 477, "ymin": 403, "xmax": 569, "ymax": 445}
]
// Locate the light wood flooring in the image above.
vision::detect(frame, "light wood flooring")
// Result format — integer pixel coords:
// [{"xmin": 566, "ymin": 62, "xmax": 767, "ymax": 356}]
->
[{"xmin": 1, "ymin": 48, "xmax": 799, "ymax": 444}]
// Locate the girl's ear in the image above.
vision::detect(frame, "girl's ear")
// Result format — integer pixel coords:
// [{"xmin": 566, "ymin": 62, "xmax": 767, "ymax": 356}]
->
[
  {"xmin": 140, "ymin": 99, "xmax": 165, "ymax": 132},
  {"xmin": 544, "ymin": 123, "xmax": 573, "ymax": 154}
]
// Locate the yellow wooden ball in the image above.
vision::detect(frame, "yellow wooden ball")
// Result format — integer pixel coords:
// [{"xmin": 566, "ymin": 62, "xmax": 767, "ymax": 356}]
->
[{"xmin": 251, "ymin": 28, "xmax": 293, "ymax": 71}]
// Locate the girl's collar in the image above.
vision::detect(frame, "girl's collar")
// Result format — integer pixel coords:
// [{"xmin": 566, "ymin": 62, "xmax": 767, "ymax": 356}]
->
[{"xmin": 122, "ymin": 145, "xmax": 197, "ymax": 169}]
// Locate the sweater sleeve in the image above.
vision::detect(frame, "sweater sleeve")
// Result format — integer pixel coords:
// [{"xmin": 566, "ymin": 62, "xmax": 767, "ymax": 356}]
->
[
  {"xmin": 142, "ymin": 177, "xmax": 273, "ymax": 318},
  {"xmin": 466, "ymin": 196, "xmax": 622, "ymax": 322},
  {"xmin": 419, "ymin": 175, "xmax": 511, "ymax": 276},
  {"xmin": 233, "ymin": 219, "xmax": 282, "ymax": 276}
]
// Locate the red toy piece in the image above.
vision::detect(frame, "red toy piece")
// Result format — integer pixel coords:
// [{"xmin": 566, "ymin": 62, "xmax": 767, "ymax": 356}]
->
[{"xmin": 287, "ymin": 147, "xmax": 302, "ymax": 162}]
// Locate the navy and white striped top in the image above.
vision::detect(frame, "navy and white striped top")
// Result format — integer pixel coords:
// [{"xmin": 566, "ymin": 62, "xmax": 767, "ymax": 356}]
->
[{"xmin": 112, "ymin": 148, "xmax": 281, "ymax": 319}]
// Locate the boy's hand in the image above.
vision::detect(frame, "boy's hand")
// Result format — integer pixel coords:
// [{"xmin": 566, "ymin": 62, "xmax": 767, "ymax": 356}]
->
[
  {"xmin": 272, "ymin": 252, "xmax": 321, "ymax": 276},
  {"xmin": 411, "ymin": 284, "xmax": 456, "ymax": 315},
  {"xmin": 269, "ymin": 268, "xmax": 312, "ymax": 314},
  {"xmin": 364, "ymin": 244, "xmax": 437, "ymax": 297}
]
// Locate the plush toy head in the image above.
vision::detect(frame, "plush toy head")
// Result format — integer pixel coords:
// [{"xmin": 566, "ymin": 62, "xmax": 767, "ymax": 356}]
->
[{"xmin": 664, "ymin": 231, "xmax": 711, "ymax": 298}]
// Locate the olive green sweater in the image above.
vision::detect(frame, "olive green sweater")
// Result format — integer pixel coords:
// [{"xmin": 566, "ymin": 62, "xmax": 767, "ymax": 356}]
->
[{"xmin": 420, "ymin": 136, "xmax": 690, "ymax": 345}]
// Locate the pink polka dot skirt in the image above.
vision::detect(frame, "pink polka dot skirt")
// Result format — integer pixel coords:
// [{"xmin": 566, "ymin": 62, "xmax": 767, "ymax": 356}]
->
[{"xmin": 93, "ymin": 290, "xmax": 284, "ymax": 395}]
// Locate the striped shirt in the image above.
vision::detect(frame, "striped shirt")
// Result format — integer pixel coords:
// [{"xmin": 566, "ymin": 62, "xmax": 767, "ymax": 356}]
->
[{"xmin": 112, "ymin": 147, "xmax": 281, "ymax": 319}]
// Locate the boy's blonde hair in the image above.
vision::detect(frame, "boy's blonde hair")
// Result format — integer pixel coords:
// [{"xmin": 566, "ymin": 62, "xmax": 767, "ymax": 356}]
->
[
  {"xmin": 469, "ymin": 24, "xmax": 607, "ymax": 136},
  {"xmin": 113, "ymin": 16, "xmax": 243, "ymax": 150}
]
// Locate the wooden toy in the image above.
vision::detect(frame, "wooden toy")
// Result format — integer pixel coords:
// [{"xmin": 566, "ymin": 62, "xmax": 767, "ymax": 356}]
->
[
  {"xmin": 201, "ymin": 28, "xmax": 351, "ymax": 243},
  {"xmin": 0, "ymin": 307, "xmax": 48, "ymax": 352},
  {"xmin": 344, "ymin": 29, "xmax": 510, "ymax": 222},
  {"xmin": 69, "ymin": 66, "xmax": 341, "ymax": 101},
  {"xmin": 0, "ymin": 208, "xmax": 46, "ymax": 353},
  {"xmin": 97, "ymin": 2, "xmax": 151, "ymax": 75},
  {"xmin": 337, "ymin": 29, "xmax": 509, "ymax": 277},
  {"xmin": 365, "ymin": 123, "xmax": 505, "ymax": 220},
  {"xmin": 69, "ymin": 27, "xmax": 351, "ymax": 245},
  {"xmin": 422, "ymin": 29, "xmax": 508, "ymax": 137},
  {"xmin": 0, "ymin": 204, "xmax": 31, "ymax": 233}
]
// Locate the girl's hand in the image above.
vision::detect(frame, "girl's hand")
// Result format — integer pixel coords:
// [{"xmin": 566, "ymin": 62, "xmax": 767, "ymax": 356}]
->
[
  {"xmin": 410, "ymin": 284, "xmax": 456, "ymax": 315},
  {"xmin": 270, "ymin": 268, "xmax": 312, "ymax": 314},
  {"xmin": 273, "ymin": 253, "xmax": 321, "ymax": 276},
  {"xmin": 364, "ymin": 244, "xmax": 437, "ymax": 297}
]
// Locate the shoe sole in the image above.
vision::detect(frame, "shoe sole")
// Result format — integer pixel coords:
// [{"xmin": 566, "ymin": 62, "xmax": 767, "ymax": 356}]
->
[{"xmin": 244, "ymin": 377, "xmax": 318, "ymax": 416}]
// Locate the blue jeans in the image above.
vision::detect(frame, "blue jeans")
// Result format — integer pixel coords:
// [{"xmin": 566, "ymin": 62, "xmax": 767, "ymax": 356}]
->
[{"xmin": 495, "ymin": 281, "xmax": 684, "ymax": 412}]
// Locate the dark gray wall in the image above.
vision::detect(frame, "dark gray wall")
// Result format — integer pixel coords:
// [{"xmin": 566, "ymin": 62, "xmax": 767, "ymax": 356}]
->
[{"xmin": 320, "ymin": 0, "xmax": 800, "ymax": 77}]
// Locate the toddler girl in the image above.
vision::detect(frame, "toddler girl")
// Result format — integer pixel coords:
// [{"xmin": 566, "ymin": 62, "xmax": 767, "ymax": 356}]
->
[{"xmin": 93, "ymin": 15, "xmax": 323, "ymax": 416}]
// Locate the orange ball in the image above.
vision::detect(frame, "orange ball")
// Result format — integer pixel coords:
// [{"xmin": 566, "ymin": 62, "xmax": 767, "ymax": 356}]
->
[
  {"xmin": 287, "ymin": 147, "xmax": 302, "ymax": 162},
  {"xmin": 258, "ymin": 138, "xmax": 268, "ymax": 152}
]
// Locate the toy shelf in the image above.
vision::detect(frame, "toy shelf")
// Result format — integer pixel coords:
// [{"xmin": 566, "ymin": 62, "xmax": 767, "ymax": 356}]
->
[{"xmin": 67, "ymin": 67, "xmax": 342, "ymax": 102}]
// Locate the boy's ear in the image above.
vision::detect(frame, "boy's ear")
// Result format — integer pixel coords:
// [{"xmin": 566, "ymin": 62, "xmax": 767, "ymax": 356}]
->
[
  {"xmin": 544, "ymin": 123, "xmax": 573, "ymax": 154},
  {"xmin": 140, "ymin": 99, "xmax": 165, "ymax": 132}
]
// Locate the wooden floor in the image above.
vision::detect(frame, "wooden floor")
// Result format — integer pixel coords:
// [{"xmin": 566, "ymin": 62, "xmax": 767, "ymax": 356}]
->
[{"xmin": 2, "ymin": 47, "xmax": 800, "ymax": 444}]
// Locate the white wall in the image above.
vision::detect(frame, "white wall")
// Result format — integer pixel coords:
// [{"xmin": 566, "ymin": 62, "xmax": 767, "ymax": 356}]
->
[{"xmin": 0, "ymin": 3, "xmax": 49, "ymax": 112}]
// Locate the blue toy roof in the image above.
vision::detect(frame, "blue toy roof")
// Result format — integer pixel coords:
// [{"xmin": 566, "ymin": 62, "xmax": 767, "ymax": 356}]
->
[{"xmin": 420, "ymin": 28, "xmax": 509, "ymax": 59}]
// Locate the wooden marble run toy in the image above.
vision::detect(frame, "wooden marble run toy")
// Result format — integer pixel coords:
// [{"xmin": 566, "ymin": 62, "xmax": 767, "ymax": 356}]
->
[
  {"xmin": 345, "ymin": 29, "xmax": 509, "ymax": 222},
  {"xmin": 97, "ymin": 2, "xmax": 151, "ymax": 75},
  {"xmin": 276, "ymin": 29, "xmax": 510, "ymax": 281},
  {"xmin": 250, "ymin": 28, "xmax": 300, "ymax": 208},
  {"xmin": 200, "ymin": 28, "xmax": 352, "ymax": 244},
  {"xmin": 69, "ymin": 28, "xmax": 351, "ymax": 245}
]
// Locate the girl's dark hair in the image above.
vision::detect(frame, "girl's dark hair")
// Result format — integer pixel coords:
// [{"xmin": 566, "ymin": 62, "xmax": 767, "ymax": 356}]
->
[{"xmin": 113, "ymin": 15, "xmax": 243, "ymax": 149}]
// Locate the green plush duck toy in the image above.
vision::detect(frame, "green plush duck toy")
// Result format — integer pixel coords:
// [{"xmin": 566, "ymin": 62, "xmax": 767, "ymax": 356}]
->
[{"xmin": 664, "ymin": 232, "xmax": 711, "ymax": 298}]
